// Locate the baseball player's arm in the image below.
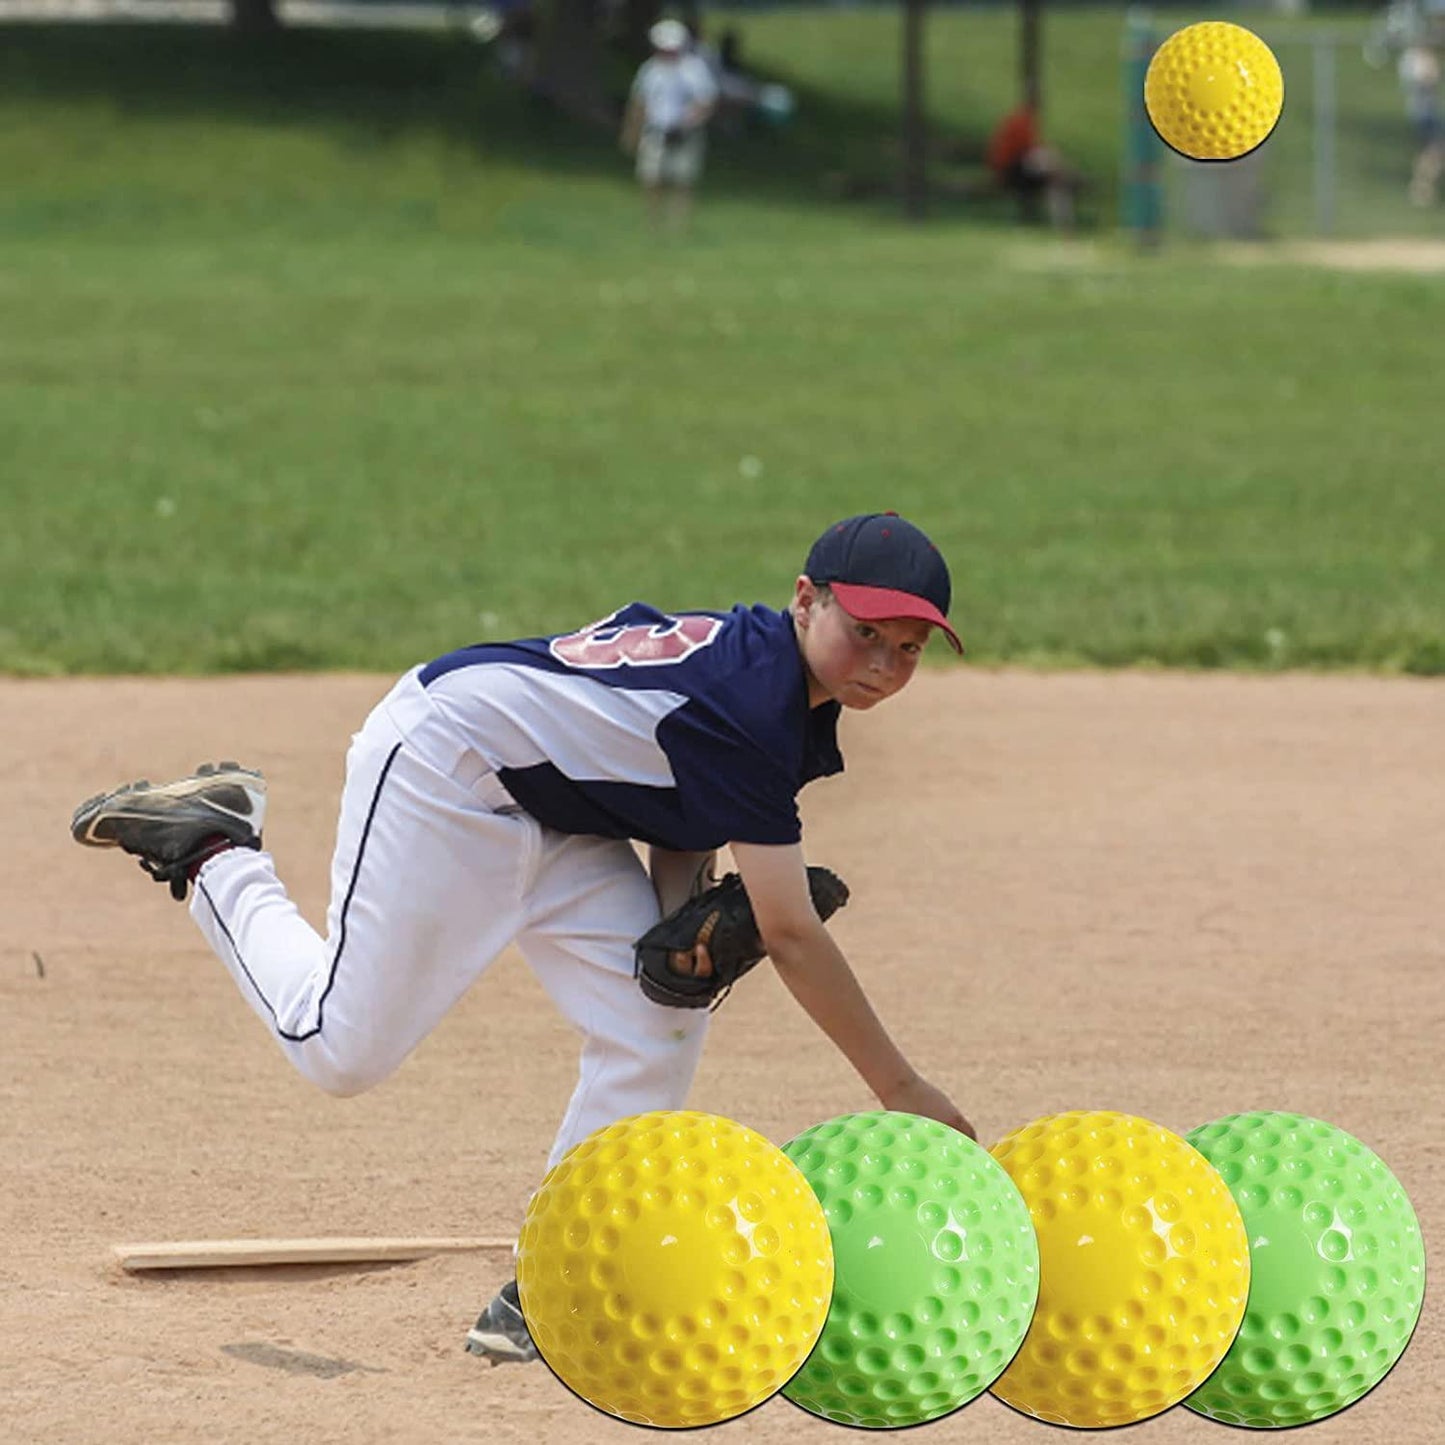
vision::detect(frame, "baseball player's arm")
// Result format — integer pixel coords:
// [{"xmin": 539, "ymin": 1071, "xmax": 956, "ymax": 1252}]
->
[
  {"xmin": 649, "ymin": 846, "xmax": 718, "ymax": 919},
  {"xmin": 731, "ymin": 841, "xmax": 976, "ymax": 1139}
]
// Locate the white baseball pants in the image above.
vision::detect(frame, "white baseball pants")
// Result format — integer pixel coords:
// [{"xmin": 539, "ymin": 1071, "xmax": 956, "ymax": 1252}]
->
[{"xmin": 189, "ymin": 671, "xmax": 710, "ymax": 1169}]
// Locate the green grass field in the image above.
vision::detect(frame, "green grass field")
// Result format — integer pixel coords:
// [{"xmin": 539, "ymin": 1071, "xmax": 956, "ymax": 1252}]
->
[{"xmin": 1, "ymin": 12, "xmax": 1440, "ymax": 675}]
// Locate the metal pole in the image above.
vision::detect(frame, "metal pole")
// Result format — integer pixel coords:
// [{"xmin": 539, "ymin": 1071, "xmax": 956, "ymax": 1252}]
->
[
  {"xmin": 1313, "ymin": 34, "xmax": 1337, "ymax": 235},
  {"xmin": 1121, "ymin": 9, "xmax": 1163, "ymax": 247},
  {"xmin": 902, "ymin": 0, "xmax": 928, "ymax": 220},
  {"xmin": 1021, "ymin": 0, "xmax": 1042, "ymax": 112}
]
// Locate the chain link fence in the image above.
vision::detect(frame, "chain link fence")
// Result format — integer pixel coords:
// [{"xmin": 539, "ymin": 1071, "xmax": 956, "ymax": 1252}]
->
[{"xmin": 1125, "ymin": 4, "xmax": 1445, "ymax": 243}]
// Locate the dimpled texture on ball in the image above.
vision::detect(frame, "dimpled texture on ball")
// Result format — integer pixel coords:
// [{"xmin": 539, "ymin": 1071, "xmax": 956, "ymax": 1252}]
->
[
  {"xmin": 989, "ymin": 1110, "xmax": 1251, "ymax": 1428},
  {"xmin": 1144, "ymin": 21, "xmax": 1284, "ymax": 161},
  {"xmin": 1184, "ymin": 1111, "xmax": 1426, "ymax": 1428},
  {"xmin": 781, "ymin": 1111, "xmax": 1039, "ymax": 1428},
  {"xmin": 516, "ymin": 1110, "xmax": 834, "ymax": 1428}
]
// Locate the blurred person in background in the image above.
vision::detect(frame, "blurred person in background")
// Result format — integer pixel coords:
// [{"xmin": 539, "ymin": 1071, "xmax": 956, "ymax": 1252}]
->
[
  {"xmin": 621, "ymin": 18, "xmax": 719, "ymax": 233},
  {"xmin": 697, "ymin": 23, "xmax": 798, "ymax": 137},
  {"xmin": 1400, "ymin": 43, "xmax": 1443, "ymax": 203},
  {"xmin": 986, "ymin": 102, "xmax": 1084, "ymax": 231},
  {"xmin": 1365, "ymin": 0, "xmax": 1445, "ymax": 202}
]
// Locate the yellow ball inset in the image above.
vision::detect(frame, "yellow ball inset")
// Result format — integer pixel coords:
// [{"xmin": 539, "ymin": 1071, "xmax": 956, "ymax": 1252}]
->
[
  {"xmin": 988, "ymin": 1110, "xmax": 1251, "ymax": 1429},
  {"xmin": 1145, "ymin": 21, "xmax": 1284, "ymax": 161},
  {"xmin": 516, "ymin": 1110, "xmax": 834, "ymax": 1428}
]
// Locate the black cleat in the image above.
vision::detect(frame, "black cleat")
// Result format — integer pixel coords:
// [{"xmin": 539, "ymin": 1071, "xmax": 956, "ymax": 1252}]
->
[
  {"xmin": 464, "ymin": 1280, "xmax": 538, "ymax": 1365},
  {"xmin": 71, "ymin": 762, "xmax": 266, "ymax": 901}
]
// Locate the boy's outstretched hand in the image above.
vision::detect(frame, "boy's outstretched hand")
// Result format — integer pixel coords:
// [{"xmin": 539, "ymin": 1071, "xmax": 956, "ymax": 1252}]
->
[{"xmin": 880, "ymin": 1073, "xmax": 977, "ymax": 1141}]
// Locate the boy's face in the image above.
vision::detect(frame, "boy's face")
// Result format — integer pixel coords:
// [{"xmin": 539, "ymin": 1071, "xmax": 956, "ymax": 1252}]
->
[{"xmin": 793, "ymin": 577, "xmax": 931, "ymax": 710}]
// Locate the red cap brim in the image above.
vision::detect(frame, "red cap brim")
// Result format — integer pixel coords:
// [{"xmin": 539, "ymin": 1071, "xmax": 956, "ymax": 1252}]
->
[{"xmin": 830, "ymin": 582, "xmax": 964, "ymax": 655}]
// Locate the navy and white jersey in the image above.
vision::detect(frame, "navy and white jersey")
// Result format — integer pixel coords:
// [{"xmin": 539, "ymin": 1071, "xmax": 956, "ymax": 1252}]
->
[{"xmin": 417, "ymin": 603, "xmax": 843, "ymax": 851}]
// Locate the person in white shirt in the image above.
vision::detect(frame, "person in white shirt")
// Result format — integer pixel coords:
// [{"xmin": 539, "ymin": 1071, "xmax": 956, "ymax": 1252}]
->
[
  {"xmin": 1400, "ymin": 44, "xmax": 1444, "ymax": 204},
  {"xmin": 621, "ymin": 19, "xmax": 719, "ymax": 231}
]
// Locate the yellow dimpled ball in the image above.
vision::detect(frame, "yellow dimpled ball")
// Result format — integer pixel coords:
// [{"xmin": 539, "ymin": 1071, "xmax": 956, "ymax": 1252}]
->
[
  {"xmin": 1145, "ymin": 21, "xmax": 1284, "ymax": 161},
  {"xmin": 989, "ymin": 1110, "xmax": 1251, "ymax": 1429},
  {"xmin": 517, "ymin": 1110, "xmax": 834, "ymax": 1428}
]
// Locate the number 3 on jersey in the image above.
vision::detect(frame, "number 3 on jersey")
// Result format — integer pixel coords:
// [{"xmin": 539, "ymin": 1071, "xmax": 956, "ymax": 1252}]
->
[{"xmin": 550, "ymin": 612, "xmax": 724, "ymax": 669}]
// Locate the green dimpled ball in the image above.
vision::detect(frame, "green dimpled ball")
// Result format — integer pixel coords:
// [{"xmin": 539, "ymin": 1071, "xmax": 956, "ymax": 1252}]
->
[
  {"xmin": 782, "ymin": 1111, "xmax": 1039, "ymax": 1428},
  {"xmin": 1185, "ymin": 1112, "xmax": 1425, "ymax": 1428}
]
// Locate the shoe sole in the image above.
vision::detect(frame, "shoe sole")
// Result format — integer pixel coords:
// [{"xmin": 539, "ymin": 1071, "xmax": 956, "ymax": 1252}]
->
[
  {"xmin": 463, "ymin": 1327, "xmax": 537, "ymax": 1364},
  {"xmin": 71, "ymin": 762, "xmax": 265, "ymax": 849}
]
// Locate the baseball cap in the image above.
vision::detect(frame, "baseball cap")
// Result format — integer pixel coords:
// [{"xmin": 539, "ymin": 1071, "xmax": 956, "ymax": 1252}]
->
[
  {"xmin": 649, "ymin": 18, "xmax": 689, "ymax": 51},
  {"xmin": 804, "ymin": 513, "xmax": 962, "ymax": 654}
]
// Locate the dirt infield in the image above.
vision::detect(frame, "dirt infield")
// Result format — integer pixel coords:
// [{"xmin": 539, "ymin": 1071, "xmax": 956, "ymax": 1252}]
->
[
  {"xmin": 3, "ymin": 671, "xmax": 1439, "ymax": 1445},
  {"xmin": 1010, "ymin": 237, "xmax": 1445, "ymax": 275},
  {"xmin": 1220, "ymin": 239, "xmax": 1445, "ymax": 274}
]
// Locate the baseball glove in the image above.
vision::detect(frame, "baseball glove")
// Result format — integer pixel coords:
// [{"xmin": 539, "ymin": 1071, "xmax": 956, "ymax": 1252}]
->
[{"xmin": 634, "ymin": 866, "xmax": 850, "ymax": 1011}]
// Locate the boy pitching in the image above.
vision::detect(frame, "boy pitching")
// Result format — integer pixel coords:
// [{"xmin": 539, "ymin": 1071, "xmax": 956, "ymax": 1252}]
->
[{"xmin": 71, "ymin": 512, "xmax": 973, "ymax": 1363}]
